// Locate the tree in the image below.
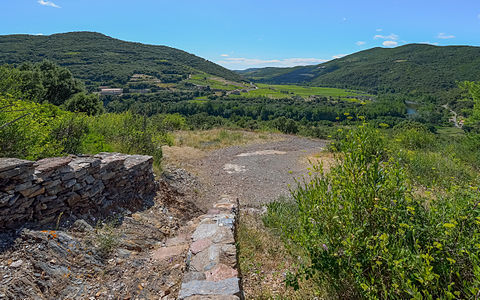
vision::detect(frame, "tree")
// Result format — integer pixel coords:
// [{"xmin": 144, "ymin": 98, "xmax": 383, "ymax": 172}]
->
[
  {"xmin": 460, "ymin": 81, "xmax": 480, "ymax": 132},
  {"xmin": 36, "ymin": 60, "xmax": 84, "ymax": 105},
  {"xmin": 64, "ymin": 92, "xmax": 104, "ymax": 116}
]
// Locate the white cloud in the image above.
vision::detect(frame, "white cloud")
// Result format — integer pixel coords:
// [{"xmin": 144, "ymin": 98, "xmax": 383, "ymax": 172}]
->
[
  {"xmin": 220, "ymin": 54, "xmax": 229, "ymax": 57},
  {"xmin": 356, "ymin": 41, "xmax": 366, "ymax": 46},
  {"xmin": 332, "ymin": 54, "xmax": 347, "ymax": 59},
  {"xmin": 342, "ymin": 17, "xmax": 347, "ymax": 22},
  {"xmin": 419, "ymin": 41, "xmax": 439, "ymax": 46},
  {"xmin": 383, "ymin": 41, "xmax": 398, "ymax": 47},
  {"xmin": 38, "ymin": 0, "xmax": 60, "ymax": 8},
  {"xmin": 374, "ymin": 33, "xmax": 399, "ymax": 40},
  {"xmin": 437, "ymin": 32, "xmax": 455, "ymax": 39},
  {"xmin": 376, "ymin": 28, "xmax": 383, "ymax": 32},
  {"xmin": 216, "ymin": 57, "xmax": 329, "ymax": 69}
]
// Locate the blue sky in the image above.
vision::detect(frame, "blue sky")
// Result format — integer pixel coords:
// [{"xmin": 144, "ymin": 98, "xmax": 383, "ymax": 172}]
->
[{"xmin": 1, "ymin": 0, "xmax": 480, "ymax": 69}]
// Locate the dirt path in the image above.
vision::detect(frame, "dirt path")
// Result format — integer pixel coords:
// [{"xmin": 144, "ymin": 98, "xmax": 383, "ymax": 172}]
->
[
  {"xmin": 186, "ymin": 135, "xmax": 328, "ymax": 210},
  {"xmin": 442, "ymin": 104, "xmax": 462, "ymax": 128}
]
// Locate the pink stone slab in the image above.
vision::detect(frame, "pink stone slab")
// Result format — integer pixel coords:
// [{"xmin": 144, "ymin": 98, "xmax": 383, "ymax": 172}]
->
[
  {"xmin": 152, "ymin": 245, "xmax": 188, "ymax": 260},
  {"xmin": 204, "ymin": 264, "xmax": 238, "ymax": 282},
  {"xmin": 191, "ymin": 238, "xmax": 212, "ymax": 254}
]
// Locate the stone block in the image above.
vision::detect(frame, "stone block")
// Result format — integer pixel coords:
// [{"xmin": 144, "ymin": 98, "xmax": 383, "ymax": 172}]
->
[
  {"xmin": 193, "ymin": 223, "xmax": 219, "ymax": 241},
  {"xmin": 84, "ymin": 175, "xmax": 95, "ymax": 184},
  {"xmin": 0, "ymin": 158, "xmax": 34, "ymax": 173},
  {"xmin": 63, "ymin": 179, "xmax": 77, "ymax": 189},
  {"xmin": 191, "ymin": 245, "xmax": 220, "ymax": 272},
  {"xmin": 14, "ymin": 181, "xmax": 33, "ymax": 192},
  {"xmin": 61, "ymin": 172, "xmax": 75, "ymax": 181},
  {"xmin": 34, "ymin": 156, "xmax": 73, "ymax": 173},
  {"xmin": 19, "ymin": 186, "xmax": 44, "ymax": 198},
  {"xmin": 205, "ymin": 264, "xmax": 238, "ymax": 282},
  {"xmin": 191, "ymin": 238, "xmax": 212, "ymax": 255},
  {"xmin": 66, "ymin": 192, "xmax": 82, "ymax": 207},
  {"xmin": 178, "ymin": 278, "xmax": 240, "ymax": 299}
]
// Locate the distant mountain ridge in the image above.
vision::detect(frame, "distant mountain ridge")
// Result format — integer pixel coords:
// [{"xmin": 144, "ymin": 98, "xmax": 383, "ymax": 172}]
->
[
  {"xmin": 237, "ymin": 44, "xmax": 480, "ymax": 94},
  {"xmin": 0, "ymin": 32, "xmax": 242, "ymax": 88}
]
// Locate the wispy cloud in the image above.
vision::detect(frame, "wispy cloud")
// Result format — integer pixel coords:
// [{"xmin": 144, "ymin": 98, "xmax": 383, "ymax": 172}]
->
[
  {"xmin": 437, "ymin": 32, "xmax": 455, "ymax": 39},
  {"xmin": 38, "ymin": 0, "xmax": 60, "ymax": 8},
  {"xmin": 374, "ymin": 33, "xmax": 399, "ymax": 40},
  {"xmin": 356, "ymin": 41, "xmax": 366, "ymax": 46},
  {"xmin": 217, "ymin": 57, "xmax": 329, "ymax": 69},
  {"xmin": 332, "ymin": 54, "xmax": 347, "ymax": 59},
  {"xmin": 478, "ymin": 13, "xmax": 480, "ymax": 19},
  {"xmin": 376, "ymin": 28, "xmax": 383, "ymax": 32},
  {"xmin": 420, "ymin": 41, "xmax": 439, "ymax": 46},
  {"xmin": 383, "ymin": 41, "xmax": 398, "ymax": 47},
  {"xmin": 220, "ymin": 54, "xmax": 229, "ymax": 57}
]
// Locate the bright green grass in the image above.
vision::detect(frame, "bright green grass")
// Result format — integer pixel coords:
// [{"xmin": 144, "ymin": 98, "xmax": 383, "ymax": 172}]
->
[
  {"xmin": 228, "ymin": 83, "xmax": 370, "ymax": 100},
  {"xmin": 229, "ymin": 86, "xmax": 288, "ymax": 99},
  {"xmin": 264, "ymin": 84, "xmax": 364, "ymax": 97},
  {"xmin": 436, "ymin": 126, "xmax": 465, "ymax": 137},
  {"xmin": 187, "ymin": 74, "xmax": 245, "ymax": 91}
]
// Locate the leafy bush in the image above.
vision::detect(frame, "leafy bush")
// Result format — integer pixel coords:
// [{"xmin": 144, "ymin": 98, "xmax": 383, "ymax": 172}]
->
[
  {"xmin": 0, "ymin": 95, "xmax": 167, "ymax": 165},
  {"xmin": 271, "ymin": 124, "xmax": 480, "ymax": 298},
  {"xmin": 0, "ymin": 61, "xmax": 83, "ymax": 104},
  {"xmin": 64, "ymin": 92, "xmax": 104, "ymax": 116},
  {"xmin": 86, "ymin": 112, "xmax": 164, "ymax": 165},
  {"xmin": 0, "ymin": 95, "xmax": 75, "ymax": 159}
]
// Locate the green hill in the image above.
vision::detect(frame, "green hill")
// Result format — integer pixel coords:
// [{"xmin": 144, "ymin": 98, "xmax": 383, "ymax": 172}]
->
[
  {"xmin": 238, "ymin": 44, "xmax": 480, "ymax": 94},
  {"xmin": 0, "ymin": 32, "xmax": 242, "ymax": 88}
]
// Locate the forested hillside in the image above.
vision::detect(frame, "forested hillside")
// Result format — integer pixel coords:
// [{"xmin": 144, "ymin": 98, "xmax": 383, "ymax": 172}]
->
[
  {"xmin": 0, "ymin": 32, "xmax": 242, "ymax": 88},
  {"xmin": 239, "ymin": 44, "xmax": 480, "ymax": 94}
]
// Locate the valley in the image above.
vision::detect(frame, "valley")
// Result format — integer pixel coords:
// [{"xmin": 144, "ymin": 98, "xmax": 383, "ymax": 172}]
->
[{"xmin": 1, "ymin": 31, "xmax": 480, "ymax": 299}]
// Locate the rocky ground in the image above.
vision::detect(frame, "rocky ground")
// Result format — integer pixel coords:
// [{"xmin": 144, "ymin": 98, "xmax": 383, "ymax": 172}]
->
[
  {"xmin": 0, "ymin": 133, "xmax": 327, "ymax": 299},
  {"xmin": 0, "ymin": 170, "xmax": 204, "ymax": 299}
]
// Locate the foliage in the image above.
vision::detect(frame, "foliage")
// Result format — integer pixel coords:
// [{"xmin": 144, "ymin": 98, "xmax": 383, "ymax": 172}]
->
[
  {"xmin": 95, "ymin": 220, "xmax": 119, "ymax": 259},
  {"xmin": 461, "ymin": 81, "xmax": 480, "ymax": 132},
  {"xmin": 239, "ymin": 44, "xmax": 480, "ymax": 95},
  {"xmin": 0, "ymin": 32, "xmax": 242, "ymax": 88},
  {"xmin": 0, "ymin": 95, "xmax": 169, "ymax": 165},
  {"xmin": 0, "ymin": 95, "xmax": 76, "ymax": 159},
  {"xmin": 268, "ymin": 124, "xmax": 480, "ymax": 298},
  {"xmin": 64, "ymin": 92, "xmax": 104, "ymax": 115},
  {"xmin": 0, "ymin": 61, "xmax": 83, "ymax": 104}
]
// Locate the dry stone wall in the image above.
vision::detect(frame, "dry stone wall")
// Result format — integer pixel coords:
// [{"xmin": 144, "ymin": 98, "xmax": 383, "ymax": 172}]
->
[{"xmin": 0, "ymin": 153, "xmax": 155, "ymax": 231}]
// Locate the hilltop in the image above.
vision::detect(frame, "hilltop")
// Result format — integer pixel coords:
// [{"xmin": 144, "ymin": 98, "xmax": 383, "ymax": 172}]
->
[
  {"xmin": 238, "ymin": 44, "xmax": 480, "ymax": 94},
  {"xmin": 0, "ymin": 32, "xmax": 242, "ymax": 88}
]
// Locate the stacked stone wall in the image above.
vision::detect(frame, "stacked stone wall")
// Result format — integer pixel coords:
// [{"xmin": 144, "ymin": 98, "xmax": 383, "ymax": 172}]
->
[{"xmin": 0, "ymin": 153, "xmax": 155, "ymax": 230}]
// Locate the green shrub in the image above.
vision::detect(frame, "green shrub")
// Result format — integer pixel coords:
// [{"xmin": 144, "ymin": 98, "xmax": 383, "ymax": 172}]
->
[
  {"xmin": 86, "ymin": 112, "xmax": 163, "ymax": 165},
  {"xmin": 398, "ymin": 150, "xmax": 475, "ymax": 187},
  {"xmin": 393, "ymin": 128, "xmax": 436, "ymax": 150},
  {"xmin": 273, "ymin": 124, "xmax": 480, "ymax": 298},
  {"xmin": 0, "ymin": 95, "xmax": 68, "ymax": 159},
  {"xmin": 64, "ymin": 92, "xmax": 104, "ymax": 116}
]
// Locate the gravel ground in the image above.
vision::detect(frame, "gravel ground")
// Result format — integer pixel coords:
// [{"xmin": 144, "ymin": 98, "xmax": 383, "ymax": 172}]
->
[{"xmin": 191, "ymin": 135, "xmax": 328, "ymax": 209}]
